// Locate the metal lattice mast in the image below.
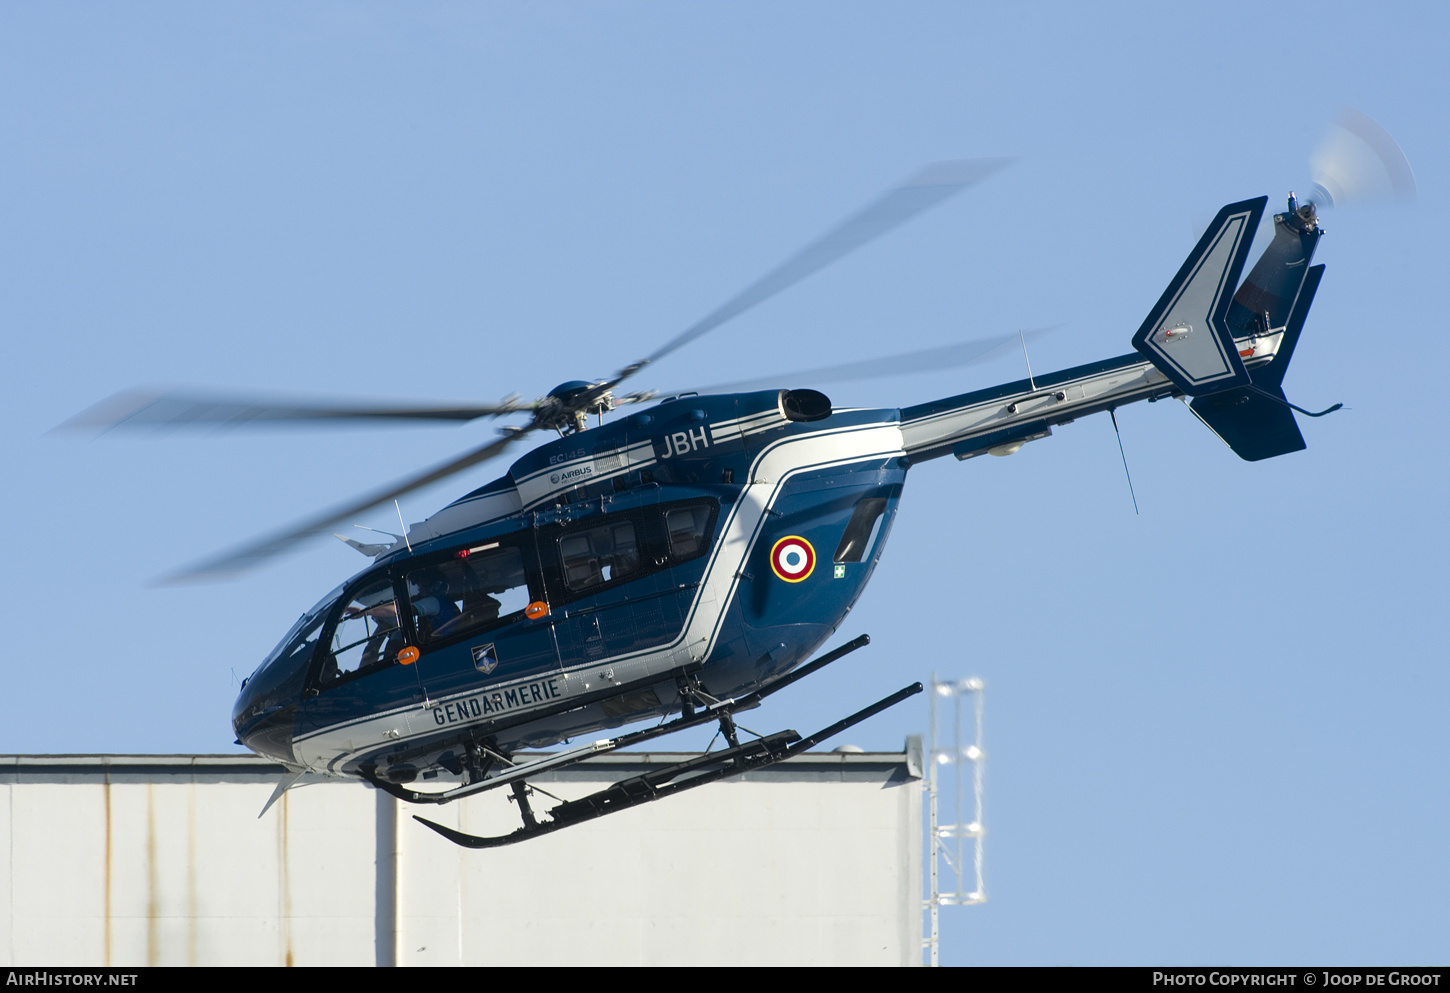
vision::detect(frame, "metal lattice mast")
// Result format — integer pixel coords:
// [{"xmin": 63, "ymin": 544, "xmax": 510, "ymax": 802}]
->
[{"xmin": 923, "ymin": 675, "xmax": 985, "ymax": 966}]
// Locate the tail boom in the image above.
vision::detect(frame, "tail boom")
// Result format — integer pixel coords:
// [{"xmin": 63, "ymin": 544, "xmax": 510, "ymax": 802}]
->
[{"xmin": 900, "ymin": 196, "xmax": 1327, "ymax": 465}]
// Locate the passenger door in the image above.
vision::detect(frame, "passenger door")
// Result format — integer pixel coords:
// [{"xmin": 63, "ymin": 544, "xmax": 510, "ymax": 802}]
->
[{"xmin": 401, "ymin": 534, "xmax": 558, "ymax": 702}]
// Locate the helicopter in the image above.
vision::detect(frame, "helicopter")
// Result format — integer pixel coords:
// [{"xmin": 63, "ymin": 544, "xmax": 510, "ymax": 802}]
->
[{"xmin": 66, "ymin": 115, "xmax": 1413, "ymax": 848}]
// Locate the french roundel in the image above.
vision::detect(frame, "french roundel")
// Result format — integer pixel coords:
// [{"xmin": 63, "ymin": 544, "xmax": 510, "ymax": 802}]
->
[{"xmin": 770, "ymin": 536, "xmax": 816, "ymax": 583}]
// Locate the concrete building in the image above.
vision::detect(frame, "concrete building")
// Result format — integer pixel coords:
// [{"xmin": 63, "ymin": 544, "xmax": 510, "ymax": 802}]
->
[{"xmin": 0, "ymin": 746, "xmax": 922, "ymax": 967}]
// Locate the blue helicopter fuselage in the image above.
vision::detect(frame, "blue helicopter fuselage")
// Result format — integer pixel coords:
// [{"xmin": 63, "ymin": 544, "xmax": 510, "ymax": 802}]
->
[{"xmin": 233, "ymin": 386, "xmax": 919, "ymax": 783}]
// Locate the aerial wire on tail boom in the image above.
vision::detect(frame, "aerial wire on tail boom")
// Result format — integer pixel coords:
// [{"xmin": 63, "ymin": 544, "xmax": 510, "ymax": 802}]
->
[{"xmin": 1108, "ymin": 407, "xmax": 1139, "ymax": 516}]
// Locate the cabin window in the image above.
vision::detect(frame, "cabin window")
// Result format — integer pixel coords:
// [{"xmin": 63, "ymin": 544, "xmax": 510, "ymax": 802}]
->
[
  {"xmin": 833, "ymin": 497, "xmax": 888, "ymax": 563},
  {"xmin": 322, "ymin": 578, "xmax": 403, "ymax": 684},
  {"xmin": 666, "ymin": 505, "xmax": 712, "ymax": 559},
  {"xmin": 407, "ymin": 543, "xmax": 530, "ymax": 646},
  {"xmin": 541, "ymin": 499, "xmax": 718, "ymax": 605},
  {"xmin": 559, "ymin": 521, "xmax": 640, "ymax": 591}
]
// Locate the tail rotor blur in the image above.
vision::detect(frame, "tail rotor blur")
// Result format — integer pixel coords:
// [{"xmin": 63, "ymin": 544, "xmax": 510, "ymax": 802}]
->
[{"xmin": 1307, "ymin": 107, "xmax": 1416, "ymax": 210}]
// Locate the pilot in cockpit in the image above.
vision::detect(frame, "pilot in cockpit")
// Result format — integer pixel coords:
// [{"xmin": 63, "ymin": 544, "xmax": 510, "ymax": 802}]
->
[{"xmin": 357, "ymin": 600, "xmax": 404, "ymax": 669}]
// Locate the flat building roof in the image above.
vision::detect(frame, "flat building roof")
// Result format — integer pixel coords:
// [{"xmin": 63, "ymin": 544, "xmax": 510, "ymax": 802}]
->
[{"xmin": 0, "ymin": 745, "xmax": 924, "ymax": 967}]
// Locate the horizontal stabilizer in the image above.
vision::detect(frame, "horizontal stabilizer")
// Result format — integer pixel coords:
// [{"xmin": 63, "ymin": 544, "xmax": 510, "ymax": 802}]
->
[
  {"xmin": 1189, "ymin": 385, "xmax": 1305, "ymax": 462},
  {"xmin": 1133, "ymin": 198, "xmax": 1267, "ymax": 396}
]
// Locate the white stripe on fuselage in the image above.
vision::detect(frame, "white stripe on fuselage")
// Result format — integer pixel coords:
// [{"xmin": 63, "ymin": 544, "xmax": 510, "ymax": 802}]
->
[{"xmin": 514, "ymin": 440, "xmax": 657, "ymax": 510}]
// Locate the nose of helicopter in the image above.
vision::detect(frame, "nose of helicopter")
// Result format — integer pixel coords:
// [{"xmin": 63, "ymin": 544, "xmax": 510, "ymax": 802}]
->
[{"xmin": 232, "ymin": 657, "xmax": 307, "ymax": 766}]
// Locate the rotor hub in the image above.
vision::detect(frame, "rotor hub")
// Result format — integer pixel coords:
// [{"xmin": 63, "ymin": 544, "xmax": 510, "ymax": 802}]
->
[{"xmin": 538, "ymin": 380, "xmax": 615, "ymax": 434}]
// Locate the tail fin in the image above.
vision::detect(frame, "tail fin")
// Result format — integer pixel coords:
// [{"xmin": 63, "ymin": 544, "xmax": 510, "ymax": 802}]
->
[
  {"xmin": 1134, "ymin": 197, "xmax": 1328, "ymax": 461},
  {"xmin": 1225, "ymin": 200, "xmax": 1325, "ymax": 346},
  {"xmin": 1132, "ymin": 197, "xmax": 1266, "ymax": 396}
]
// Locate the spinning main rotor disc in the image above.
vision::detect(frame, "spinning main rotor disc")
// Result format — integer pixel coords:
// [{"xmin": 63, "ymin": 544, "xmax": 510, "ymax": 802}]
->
[{"xmin": 64, "ymin": 158, "xmax": 1016, "ymax": 581}]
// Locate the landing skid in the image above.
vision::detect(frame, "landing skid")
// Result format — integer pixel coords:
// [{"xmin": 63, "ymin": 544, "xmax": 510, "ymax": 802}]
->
[
  {"xmin": 415, "ymin": 681, "xmax": 922, "ymax": 848},
  {"xmin": 358, "ymin": 632, "xmax": 922, "ymax": 848},
  {"xmin": 362, "ymin": 633, "xmax": 874, "ymax": 806}
]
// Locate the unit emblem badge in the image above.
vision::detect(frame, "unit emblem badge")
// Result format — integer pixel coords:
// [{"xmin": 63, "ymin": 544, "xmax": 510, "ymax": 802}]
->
[{"xmin": 471, "ymin": 643, "xmax": 499, "ymax": 674}]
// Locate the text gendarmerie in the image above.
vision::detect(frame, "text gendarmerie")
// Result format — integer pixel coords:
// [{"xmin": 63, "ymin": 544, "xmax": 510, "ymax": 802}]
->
[{"xmin": 431, "ymin": 677, "xmax": 563, "ymax": 726}]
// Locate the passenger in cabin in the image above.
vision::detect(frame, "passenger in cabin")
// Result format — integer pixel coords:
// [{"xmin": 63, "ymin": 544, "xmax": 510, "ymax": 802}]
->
[
  {"xmin": 458, "ymin": 557, "xmax": 508, "ymax": 631},
  {"xmin": 412, "ymin": 568, "xmax": 462, "ymax": 641},
  {"xmin": 408, "ymin": 550, "xmax": 524, "ymax": 643},
  {"xmin": 460, "ymin": 591, "xmax": 503, "ymax": 631}
]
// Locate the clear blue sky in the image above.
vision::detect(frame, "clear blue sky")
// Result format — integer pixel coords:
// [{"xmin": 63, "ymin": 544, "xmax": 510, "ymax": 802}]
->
[{"xmin": 2, "ymin": 1, "xmax": 1446, "ymax": 966}]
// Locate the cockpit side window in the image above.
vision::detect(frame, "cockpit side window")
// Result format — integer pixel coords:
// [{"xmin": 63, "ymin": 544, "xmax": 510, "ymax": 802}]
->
[
  {"xmin": 319, "ymin": 577, "xmax": 403, "ymax": 686},
  {"xmin": 407, "ymin": 542, "xmax": 531, "ymax": 647}
]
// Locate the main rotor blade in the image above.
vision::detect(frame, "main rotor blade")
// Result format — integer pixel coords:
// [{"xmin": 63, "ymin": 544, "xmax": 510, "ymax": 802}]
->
[
  {"xmin": 161, "ymin": 429, "xmax": 530, "ymax": 583},
  {"xmin": 674, "ymin": 326, "xmax": 1059, "ymax": 396},
  {"xmin": 612, "ymin": 158, "xmax": 1013, "ymax": 386},
  {"xmin": 56, "ymin": 390, "xmax": 532, "ymax": 434}
]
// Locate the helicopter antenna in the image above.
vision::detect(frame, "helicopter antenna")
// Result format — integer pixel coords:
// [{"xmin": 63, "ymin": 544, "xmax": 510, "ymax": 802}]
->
[
  {"xmin": 395, "ymin": 500, "xmax": 412, "ymax": 552},
  {"xmin": 1108, "ymin": 407, "xmax": 1139, "ymax": 516},
  {"xmin": 352, "ymin": 524, "xmax": 401, "ymax": 539},
  {"xmin": 1018, "ymin": 330, "xmax": 1037, "ymax": 392}
]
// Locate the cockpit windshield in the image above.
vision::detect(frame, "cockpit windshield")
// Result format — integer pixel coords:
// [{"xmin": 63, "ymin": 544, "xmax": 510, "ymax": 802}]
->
[{"xmin": 253, "ymin": 583, "xmax": 344, "ymax": 678}]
